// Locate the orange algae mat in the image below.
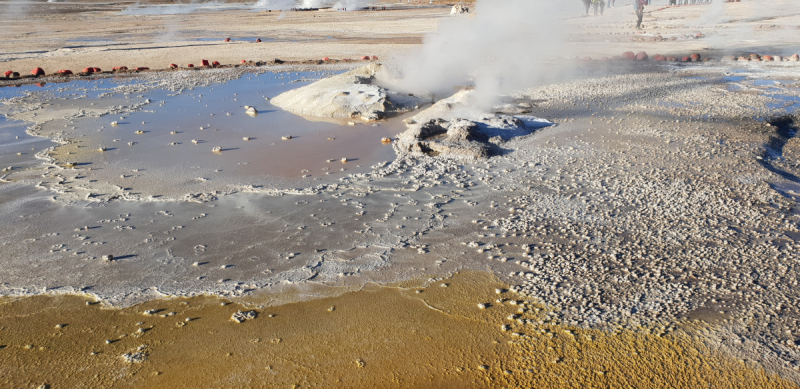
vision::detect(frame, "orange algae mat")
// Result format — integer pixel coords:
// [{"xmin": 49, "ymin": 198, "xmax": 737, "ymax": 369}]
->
[{"xmin": 0, "ymin": 271, "xmax": 796, "ymax": 388}]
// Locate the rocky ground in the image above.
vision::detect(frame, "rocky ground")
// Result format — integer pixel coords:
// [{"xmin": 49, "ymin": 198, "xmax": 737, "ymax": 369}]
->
[{"xmin": 1, "ymin": 0, "xmax": 800, "ymax": 387}]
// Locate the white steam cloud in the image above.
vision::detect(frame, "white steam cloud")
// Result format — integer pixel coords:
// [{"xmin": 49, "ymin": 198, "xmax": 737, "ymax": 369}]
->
[
  {"xmin": 120, "ymin": 0, "xmax": 373, "ymax": 15},
  {"xmin": 693, "ymin": 0, "xmax": 792, "ymax": 26},
  {"xmin": 693, "ymin": 0, "xmax": 796, "ymax": 57},
  {"xmin": 120, "ymin": 1, "xmax": 254, "ymax": 15},
  {"xmin": 253, "ymin": 0, "xmax": 372, "ymax": 10},
  {"xmin": 383, "ymin": 0, "xmax": 572, "ymax": 110},
  {"xmin": 693, "ymin": 0, "xmax": 727, "ymax": 25}
]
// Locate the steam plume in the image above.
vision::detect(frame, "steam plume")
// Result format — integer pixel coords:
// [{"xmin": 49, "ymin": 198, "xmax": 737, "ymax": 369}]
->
[{"xmin": 384, "ymin": 0, "xmax": 572, "ymax": 110}]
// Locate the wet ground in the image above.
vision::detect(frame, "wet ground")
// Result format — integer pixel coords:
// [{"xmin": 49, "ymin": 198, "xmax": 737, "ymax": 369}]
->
[
  {"xmin": 0, "ymin": 61, "xmax": 799, "ymax": 386},
  {"xmin": 2, "ymin": 271, "xmax": 797, "ymax": 389},
  {"xmin": 0, "ymin": 68, "xmax": 406, "ymax": 201}
]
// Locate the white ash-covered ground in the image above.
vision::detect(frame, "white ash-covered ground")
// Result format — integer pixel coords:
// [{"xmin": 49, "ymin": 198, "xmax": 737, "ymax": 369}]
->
[{"xmin": 1, "ymin": 58, "xmax": 799, "ymax": 380}]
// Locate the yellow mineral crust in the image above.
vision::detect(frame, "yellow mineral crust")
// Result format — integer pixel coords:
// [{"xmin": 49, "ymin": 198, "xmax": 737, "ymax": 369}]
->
[{"xmin": 0, "ymin": 271, "xmax": 796, "ymax": 388}]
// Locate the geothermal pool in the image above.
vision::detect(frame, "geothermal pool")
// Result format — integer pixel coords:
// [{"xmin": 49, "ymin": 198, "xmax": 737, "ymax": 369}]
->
[
  {"xmin": 0, "ymin": 67, "xmax": 485, "ymax": 305},
  {"xmin": 0, "ymin": 69, "xmax": 406, "ymax": 202}
]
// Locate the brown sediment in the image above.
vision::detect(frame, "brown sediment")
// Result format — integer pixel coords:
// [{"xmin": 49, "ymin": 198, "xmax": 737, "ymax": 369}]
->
[{"xmin": 0, "ymin": 272, "xmax": 796, "ymax": 388}]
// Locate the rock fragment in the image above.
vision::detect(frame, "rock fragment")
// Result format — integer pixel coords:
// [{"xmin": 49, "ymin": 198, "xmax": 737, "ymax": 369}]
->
[{"xmin": 231, "ymin": 310, "xmax": 257, "ymax": 323}]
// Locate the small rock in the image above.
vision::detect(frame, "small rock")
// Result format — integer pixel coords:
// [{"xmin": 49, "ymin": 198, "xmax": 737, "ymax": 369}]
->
[{"xmin": 231, "ymin": 310, "xmax": 257, "ymax": 323}]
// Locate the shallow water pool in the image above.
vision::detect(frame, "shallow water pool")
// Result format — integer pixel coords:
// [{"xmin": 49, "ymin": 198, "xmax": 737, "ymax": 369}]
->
[{"xmin": 2, "ymin": 69, "xmax": 407, "ymax": 199}]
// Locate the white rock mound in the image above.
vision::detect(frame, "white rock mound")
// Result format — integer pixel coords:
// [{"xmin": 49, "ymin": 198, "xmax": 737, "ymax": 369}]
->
[
  {"xmin": 271, "ymin": 63, "xmax": 427, "ymax": 122},
  {"xmin": 395, "ymin": 90, "xmax": 552, "ymax": 159},
  {"xmin": 451, "ymin": 4, "xmax": 469, "ymax": 14},
  {"xmin": 397, "ymin": 118, "xmax": 492, "ymax": 159}
]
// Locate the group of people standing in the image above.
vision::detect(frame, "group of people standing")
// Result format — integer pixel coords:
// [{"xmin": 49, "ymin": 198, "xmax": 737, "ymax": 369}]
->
[
  {"xmin": 581, "ymin": 0, "xmax": 616, "ymax": 16},
  {"xmin": 582, "ymin": 0, "xmax": 714, "ymax": 30},
  {"xmin": 582, "ymin": 0, "xmax": 646, "ymax": 29},
  {"xmin": 670, "ymin": 0, "xmax": 713, "ymax": 4}
]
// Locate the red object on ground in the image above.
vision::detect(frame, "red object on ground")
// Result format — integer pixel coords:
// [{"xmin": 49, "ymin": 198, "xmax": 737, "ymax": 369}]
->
[
  {"xmin": 360, "ymin": 56, "xmax": 370, "ymax": 60},
  {"xmin": 762, "ymin": 55, "xmax": 774, "ymax": 61},
  {"xmin": 738, "ymin": 56, "xmax": 749, "ymax": 61},
  {"xmin": 201, "ymin": 59, "xmax": 210, "ymax": 67},
  {"xmin": 224, "ymin": 38, "xmax": 231, "ymax": 42},
  {"xmin": 635, "ymin": 52, "xmax": 648, "ymax": 61},
  {"xmin": 112, "ymin": 66, "xmax": 128, "ymax": 71},
  {"xmin": 790, "ymin": 54, "xmax": 800, "ymax": 62},
  {"xmin": 322, "ymin": 57, "xmax": 330, "ymax": 61},
  {"xmin": 371, "ymin": 56, "xmax": 378, "ymax": 60},
  {"xmin": 622, "ymin": 51, "xmax": 635, "ymax": 60},
  {"xmin": 135, "ymin": 67, "xmax": 149, "ymax": 71},
  {"xmin": 91, "ymin": 67, "xmax": 101, "ymax": 72},
  {"xmin": 690, "ymin": 53, "xmax": 702, "ymax": 61},
  {"xmin": 653, "ymin": 54, "xmax": 666, "ymax": 61},
  {"xmin": 57, "ymin": 69, "xmax": 73, "ymax": 74},
  {"xmin": 212, "ymin": 61, "xmax": 220, "ymax": 66},
  {"xmin": 4, "ymin": 70, "xmax": 14, "ymax": 77},
  {"xmin": 31, "ymin": 67, "xmax": 45, "ymax": 76},
  {"xmin": 682, "ymin": 56, "xmax": 690, "ymax": 62},
  {"xmin": 187, "ymin": 64, "xmax": 195, "ymax": 68},
  {"xmin": 169, "ymin": 63, "xmax": 178, "ymax": 69},
  {"xmin": 241, "ymin": 60, "xmax": 247, "ymax": 64},
  {"xmin": 256, "ymin": 38, "xmax": 262, "ymax": 42}
]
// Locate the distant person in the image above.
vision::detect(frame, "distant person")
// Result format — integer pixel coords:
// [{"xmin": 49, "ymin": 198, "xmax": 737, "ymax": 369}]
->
[
  {"xmin": 634, "ymin": 0, "xmax": 645, "ymax": 29},
  {"xmin": 581, "ymin": 0, "xmax": 591, "ymax": 15},
  {"xmin": 592, "ymin": 0, "xmax": 605, "ymax": 15}
]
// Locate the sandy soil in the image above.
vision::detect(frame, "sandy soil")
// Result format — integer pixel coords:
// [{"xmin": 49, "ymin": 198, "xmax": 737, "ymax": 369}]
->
[{"xmin": 1, "ymin": 1, "xmax": 799, "ymax": 76}]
